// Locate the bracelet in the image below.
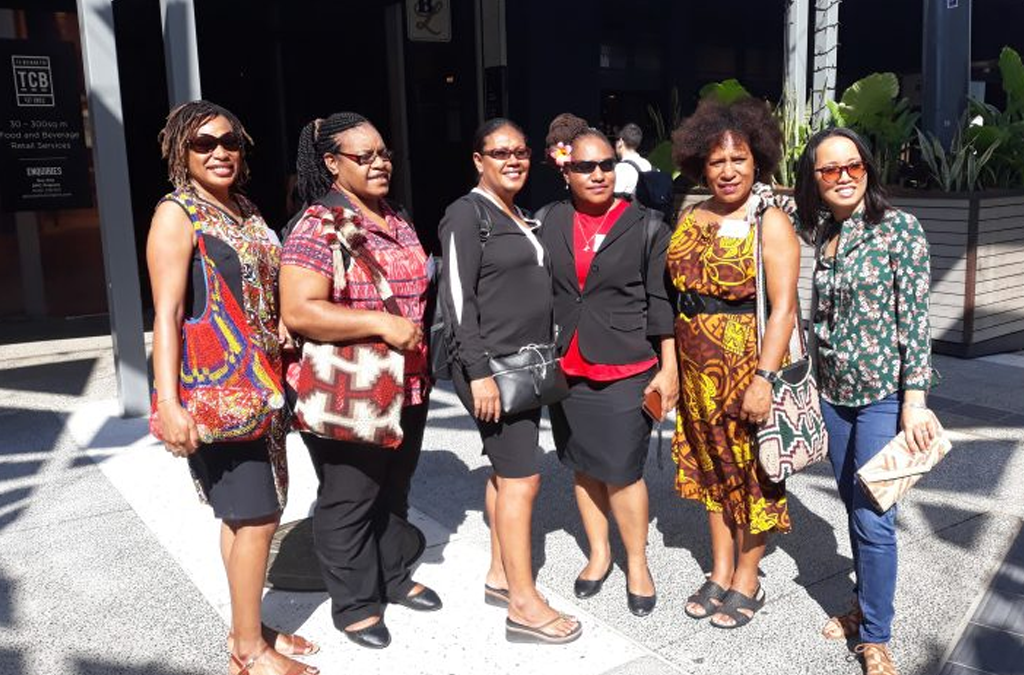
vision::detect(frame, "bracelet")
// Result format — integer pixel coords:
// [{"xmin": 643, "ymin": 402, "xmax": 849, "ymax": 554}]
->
[
  {"xmin": 156, "ymin": 397, "xmax": 179, "ymax": 406},
  {"xmin": 754, "ymin": 368, "xmax": 778, "ymax": 384},
  {"xmin": 902, "ymin": 401, "xmax": 928, "ymax": 410}
]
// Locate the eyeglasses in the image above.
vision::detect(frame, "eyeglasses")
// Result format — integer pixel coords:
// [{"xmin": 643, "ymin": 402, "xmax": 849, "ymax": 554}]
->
[
  {"xmin": 480, "ymin": 147, "xmax": 532, "ymax": 161},
  {"xmin": 335, "ymin": 148, "xmax": 394, "ymax": 166},
  {"xmin": 815, "ymin": 161, "xmax": 866, "ymax": 184},
  {"xmin": 565, "ymin": 158, "xmax": 616, "ymax": 174},
  {"xmin": 188, "ymin": 132, "xmax": 243, "ymax": 154}
]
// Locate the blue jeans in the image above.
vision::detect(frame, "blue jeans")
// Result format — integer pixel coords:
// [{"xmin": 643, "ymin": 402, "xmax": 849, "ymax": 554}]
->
[{"xmin": 821, "ymin": 393, "xmax": 900, "ymax": 644}]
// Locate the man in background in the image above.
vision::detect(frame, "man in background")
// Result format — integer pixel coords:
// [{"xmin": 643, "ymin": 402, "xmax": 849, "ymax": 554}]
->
[{"xmin": 613, "ymin": 123, "xmax": 651, "ymax": 198}]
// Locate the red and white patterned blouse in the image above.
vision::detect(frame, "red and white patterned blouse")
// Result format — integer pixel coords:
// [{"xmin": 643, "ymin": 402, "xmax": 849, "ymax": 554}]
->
[{"xmin": 281, "ymin": 194, "xmax": 431, "ymax": 406}]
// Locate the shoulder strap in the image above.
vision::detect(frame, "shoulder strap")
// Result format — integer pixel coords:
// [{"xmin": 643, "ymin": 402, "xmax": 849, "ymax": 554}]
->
[
  {"xmin": 754, "ymin": 204, "xmax": 806, "ymax": 361},
  {"xmin": 640, "ymin": 207, "xmax": 663, "ymax": 289},
  {"xmin": 470, "ymin": 195, "xmax": 493, "ymax": 245},
  {"xmin": 622, "ymin": 158, "xmax": 643, "ymax": 173}
]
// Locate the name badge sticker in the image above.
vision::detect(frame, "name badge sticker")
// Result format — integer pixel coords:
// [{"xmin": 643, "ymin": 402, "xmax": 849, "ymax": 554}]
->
[{"xmin": 718, "ymin": 218, "xmax": 751, "ymax": 239}]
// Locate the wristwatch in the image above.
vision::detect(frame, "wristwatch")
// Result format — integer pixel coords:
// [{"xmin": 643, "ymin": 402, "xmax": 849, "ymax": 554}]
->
[{"xmin": 754, "ymin": 368, "xmax": 779, "ymax": 384}]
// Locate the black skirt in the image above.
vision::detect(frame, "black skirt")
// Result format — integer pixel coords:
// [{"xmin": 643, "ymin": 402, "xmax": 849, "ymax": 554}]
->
[
  {"xmin": 188, "ymin": 436, "xmax": 279, "ymax": 522},
  {"xmin": 550, "ymin": 368, "xmax": 655, "ymax": 485}
]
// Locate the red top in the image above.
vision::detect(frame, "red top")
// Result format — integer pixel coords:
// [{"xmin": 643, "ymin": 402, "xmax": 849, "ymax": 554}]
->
[{"xmin": 561, "ymin": 200, "xmax": 659, "ymax": 381}]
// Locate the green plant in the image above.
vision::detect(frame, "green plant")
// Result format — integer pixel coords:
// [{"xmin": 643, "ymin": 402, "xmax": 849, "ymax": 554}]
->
[
  {"xmin": 698, "ymin": 79, "xmax": 752, "ymax": 105},
  {"xmin": 916, "ymin": 122, "xmax": 1000, "ymax": 192},
  {"xmin": 646, "ymin": 86, "xmax": 681, "ymax": 176},
  {"xmin": 827, "ymin": 72, "xmax": 918, "ymax": 185},
  {"xmin": 775, "ymin": 93, "xmax": 814, "ymax": 187},
  {"xmin": 965, "ymin": 46, "xmax": 1024, "ymax": 188}
]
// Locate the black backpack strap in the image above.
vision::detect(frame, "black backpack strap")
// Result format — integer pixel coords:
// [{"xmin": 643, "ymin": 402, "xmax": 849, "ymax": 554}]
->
[
  {"xmin": 621, "ymin": 158, "xmax": 643, "ymax": 173},
  {"xmin": 470, "ymin": 195, "xmax": 493, "ymax": 245},
  {"xmin": 640, "ymin": 206, "xmax": 664, "ymax": 289}
]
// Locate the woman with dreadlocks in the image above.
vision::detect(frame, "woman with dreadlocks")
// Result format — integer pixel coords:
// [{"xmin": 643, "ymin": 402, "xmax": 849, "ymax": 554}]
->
[
  {"xmin": 279, "ymin": 112, "xmax": 438, "ymax": 650},
  {"xmin": 147, "ymin": 101, "xmax": 319, "ymax": 675}
]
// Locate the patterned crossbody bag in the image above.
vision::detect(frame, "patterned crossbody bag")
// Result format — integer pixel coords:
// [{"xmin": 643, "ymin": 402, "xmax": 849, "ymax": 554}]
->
[
  {"xmin": 752, "ymin": 202, "xmax": 829, "ymax": 483},
  {"xmin": 291, "ymin": 204, "xmax": 406, "ymax": 448},
  {"xmin": 149, "ymin": 191, "xmax": 285, "ymax": 444}
]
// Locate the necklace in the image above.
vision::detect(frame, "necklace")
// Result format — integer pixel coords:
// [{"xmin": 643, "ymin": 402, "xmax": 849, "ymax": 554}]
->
[{"xmin": 575, "ymin": 201, "xmax": 616, "ymax": 252}]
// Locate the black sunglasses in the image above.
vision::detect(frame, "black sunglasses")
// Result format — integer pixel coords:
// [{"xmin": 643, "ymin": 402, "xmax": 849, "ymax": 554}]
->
[
  {"xmin": 335, "ymin": 148, "xmax": 394, "ymax": 166},
  {"xmin": 481, "ymin": 147, "xmax": 532, "ymax": 161},
  {"xmin": 188, "ymin": 132, "xmax": 243, "ymax": 154},
  {"xmin": 566, "ymin": 158, "xmax": 616, "ymax": 174}
]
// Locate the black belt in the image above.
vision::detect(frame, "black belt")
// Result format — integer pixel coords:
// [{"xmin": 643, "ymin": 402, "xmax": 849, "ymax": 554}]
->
[{"xmin": 676, "ymin": 290, "xmax": 755, "ymax": 318}]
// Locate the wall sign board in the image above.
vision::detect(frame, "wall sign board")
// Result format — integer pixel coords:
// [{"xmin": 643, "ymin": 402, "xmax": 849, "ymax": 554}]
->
[{"xmin": 0, "ymin": 39, "xmax": 92, "ymax": 211}]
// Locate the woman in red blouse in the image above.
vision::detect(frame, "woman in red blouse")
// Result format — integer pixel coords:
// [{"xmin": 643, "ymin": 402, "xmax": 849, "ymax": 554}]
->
[
  {"xmin": 539, "ymin": 127, "xmax": 678, "ymax": 616},
  {"xmin": 279, "ymin": 112, "xmax": 439, "ymax": 650}
]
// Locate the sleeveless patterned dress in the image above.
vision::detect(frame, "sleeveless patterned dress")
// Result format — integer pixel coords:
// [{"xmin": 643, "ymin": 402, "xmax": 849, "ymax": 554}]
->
[
  {"xmin": 170, "ymin": 190, "xmax": 289, "ymax": 508},
  {"xmin": 666, "ymin": 208, "xmax": 789, "ymax": 534}
]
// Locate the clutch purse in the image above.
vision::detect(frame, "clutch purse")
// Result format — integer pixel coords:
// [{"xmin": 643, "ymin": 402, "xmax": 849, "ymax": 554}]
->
[
  {"xmin": 855, "ymin": 422, "xmax": 952, "ymax": 512},
  {"xmin": 642, "ymin": 389, "xmax": 663, "ymax": 421},
  {"xmin": 488, "ymin": 342, "xmax": 569, "ymax": 415}
]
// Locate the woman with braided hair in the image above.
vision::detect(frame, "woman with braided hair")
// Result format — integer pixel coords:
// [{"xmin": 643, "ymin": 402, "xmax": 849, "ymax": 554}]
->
[
  {"xmin": 147, "ymin": 100, "xmax": 319, "ymax": 675},
  {"xmin": 279, "ymin": 112, "xmax": 439, "ymax": 650}
]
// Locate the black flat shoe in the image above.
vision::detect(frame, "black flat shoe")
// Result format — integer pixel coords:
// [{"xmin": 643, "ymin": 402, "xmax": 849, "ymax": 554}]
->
[
  {"xmin": 394, "ymin": 586, "xmax": 443, "ymax": 612},
  {"xmin": 574, "ymin": 565, "xmax": 613, "ymax": 599},
  {"xmin": 344, "ymin": 620, "xmax": 391, "ymax": 649},
  {"xmin": 627, "ymin": 589, "xmax": 657, "ymax": 617}
]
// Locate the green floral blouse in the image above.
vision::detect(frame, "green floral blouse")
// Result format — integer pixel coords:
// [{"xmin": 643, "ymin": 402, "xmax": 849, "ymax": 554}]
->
[{"xmin": 812, "ymin": 207, "xmax": 933, "ymax": 406}]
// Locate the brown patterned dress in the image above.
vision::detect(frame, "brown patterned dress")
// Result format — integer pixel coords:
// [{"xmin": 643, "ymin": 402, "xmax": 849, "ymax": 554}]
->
[{"xmin": 667, "ymin": 208, "xmax": 789, "ymax": 534}]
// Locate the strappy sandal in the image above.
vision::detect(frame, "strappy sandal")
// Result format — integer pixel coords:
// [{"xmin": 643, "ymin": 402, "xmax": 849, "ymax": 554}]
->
[
  {"xmin": 484, "ymin": 584, "xmax": 510, "ymax": 608},
  {"xmin": 229, "ymin": 643, "xmax": 319, "ymax": 675},
  {"xmin": 684, "ymin": 579, "xmax": 727, "ymax": 619},
  {"xmin": 822, "ymin": 601, "xmax": 862, "ymax": 641},
  {"xmin": 505, "ymin": 613, "xmax": 583, "ymax": 645},
  {"xmin": 227, "ymin": 625, "xmax": 320, "ymax": 657},
  {"xmin": 855, "ymin": 642, "xmax": 899, "ymax": 675},
  {"xmin": 709, "ymin": 586, "xmax": 765, "ymax": 629}
]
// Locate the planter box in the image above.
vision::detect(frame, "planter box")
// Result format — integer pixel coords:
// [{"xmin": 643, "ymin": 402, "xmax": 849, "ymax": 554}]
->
[
  {"xmin": 673, "ymin": 188, "xmax": 1024, "ymax": 357},
  {"xmin": 892, "ymin": 190, "xmax": 1024, "ymax": 357}
]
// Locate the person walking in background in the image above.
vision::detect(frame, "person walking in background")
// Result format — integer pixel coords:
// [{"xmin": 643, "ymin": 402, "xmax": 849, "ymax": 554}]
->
[
  {"xmin": 668, "ymin": 97, "xmax": 800, "ymax": 629},
  {"xmin": 147, "ymin": 100, "xmax": 319, "ymax": 675},
  {"xmin": 439, "ymin": 118, "xmax": 582, "ymax": 645},
  {"xmin": 280, "ymin": 112, "xmax": 440, "ymax": 650},
  {"xmin": 613, "ymin": 122, "xmax": 652, "ymax": 198},
  {"xmin": 794, "ymin": 127, "xmax": 938, "ymax": 675},
  {"xmin": 540, "ymin": 126, "xmax": 678, "ymax": 617}
]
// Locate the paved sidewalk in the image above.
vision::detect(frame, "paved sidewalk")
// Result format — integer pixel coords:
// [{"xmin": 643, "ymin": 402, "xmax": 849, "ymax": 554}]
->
[{"xmin": 1, "ymin": 337, "xmax": 1023, "ymax": 675}]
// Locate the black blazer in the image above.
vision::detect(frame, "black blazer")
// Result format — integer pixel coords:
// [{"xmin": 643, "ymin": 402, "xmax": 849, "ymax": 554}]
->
[{"xmin": 539, "ymin": 200, "xmax": 674, "ymax": 365}]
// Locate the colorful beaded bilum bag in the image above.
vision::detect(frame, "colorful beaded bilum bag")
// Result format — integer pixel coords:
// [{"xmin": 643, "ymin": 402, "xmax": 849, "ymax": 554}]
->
[
  {"xmin": 752, "ymin": 198, "xmax": 829, "ymax": 482},
  {"xmin": 291, "ymin": 205, "xmax": 406, "ymax": 449},
  {"xmin": 149, "ymin": 191, "xmax": 285, "ymax": 444}
]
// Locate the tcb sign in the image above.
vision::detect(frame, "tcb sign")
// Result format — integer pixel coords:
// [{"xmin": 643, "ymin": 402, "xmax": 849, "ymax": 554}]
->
[{"xmin": 11, "ymin": 55, "xmax": 55, "ymax": 107}]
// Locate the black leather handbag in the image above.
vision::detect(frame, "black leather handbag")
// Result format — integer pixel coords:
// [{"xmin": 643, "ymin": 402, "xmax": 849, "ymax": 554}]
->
[{"xmin": 488, "ymin": 343, "xmax": 569, "ymax": 415}]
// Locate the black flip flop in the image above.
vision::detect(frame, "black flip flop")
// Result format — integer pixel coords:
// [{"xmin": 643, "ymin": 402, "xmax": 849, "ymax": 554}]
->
[
  {"xmin": 505, "ymin": 614, "xmax": 583, "ymax": 645},
  {"xmin": 684, "ymin": 579, "xmax": 727, "ymax": 619},
  {"xmin": 710, "ymin": 586, "xmax": 766, "ymax": 629},
  {"xmin": 484, "ymin": 584, "xmax": 509, "ymax": 608}
]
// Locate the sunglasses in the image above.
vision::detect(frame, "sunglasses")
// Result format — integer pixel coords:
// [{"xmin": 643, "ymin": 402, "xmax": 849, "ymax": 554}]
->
[
  {"xmin": 815, "ymin": 160, "xmax": 866, "ymax": 184},
  {"xmin": 188, "ymin": 132, "xmax": 243, "ymax": 154},
  {"xmin": 566, "ymin": 158, "xmax": 616, "ymax": 174},
  {"xmin": 481, "ymin": 147, "xmax": 532, "ymax": 161},
  {"xmin": 335, "ymin": 148, "xmax": 394, "ymax": 166}
]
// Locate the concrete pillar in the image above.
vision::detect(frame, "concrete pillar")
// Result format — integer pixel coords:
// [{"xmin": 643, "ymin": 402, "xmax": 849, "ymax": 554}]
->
[
  {"xmin": 159, "ymin": 0, "xmax": 202, "ymax": 105},
  {"xmin": 922, "ymin": 0, "xmax": 971, "ymax": 148},
  {"xmin": 785, "ymin": 0, "xmax": 810, "ymax": 118},
  {"xmin": 76, "ymin": 0, "xmax": 149, "ymax": 417},
  {"xmin": 811, "ymin": 0, "xmax": 841, "ymax": 124}
]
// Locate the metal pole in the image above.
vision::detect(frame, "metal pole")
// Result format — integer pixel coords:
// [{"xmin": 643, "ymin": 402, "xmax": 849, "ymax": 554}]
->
[
  {"xmin": 811, "ymin": 0, "xmax": 841, "ymax": 124},
  {"xmin": 159, "ymin": 0, "xmax": 202, "ymax": 105},
  {"xmin": 785, "ymin": 0, "xmax": 809, "ymax": 119},
  {"xmin": 76, "ymin": 0, "xmax": 149, "ymax": 417},
  {"xmin": 922, "ymin": 0, "xmax": 971, "ymax": 148}
]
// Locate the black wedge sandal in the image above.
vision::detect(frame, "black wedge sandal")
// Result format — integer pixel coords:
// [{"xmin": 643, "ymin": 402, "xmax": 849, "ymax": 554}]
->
[
  {"xmin": 684, "ymin": 579, "xmax": 728, "ymax": 619},
  {"xmin": 709, "ymin": 585, "xmax": 765, "ymax": 629}
]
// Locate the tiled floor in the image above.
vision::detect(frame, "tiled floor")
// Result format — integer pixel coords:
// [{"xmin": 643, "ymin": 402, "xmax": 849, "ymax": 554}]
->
[{"xmin": 941, "ymin": 524, "xmax": 1024, "ymax": 675}]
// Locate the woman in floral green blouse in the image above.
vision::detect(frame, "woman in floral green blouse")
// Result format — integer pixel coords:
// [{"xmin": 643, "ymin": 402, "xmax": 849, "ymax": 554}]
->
[{"xmin": 794, "ymin": 128, "xmax": 939, "ymax": 675}]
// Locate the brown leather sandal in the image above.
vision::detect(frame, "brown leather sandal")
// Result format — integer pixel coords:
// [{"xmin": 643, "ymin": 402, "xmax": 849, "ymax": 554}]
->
[
  {"xmin": 822, "ymin": 601, "xmax": 862, "ymax": 640},
  {"xmin": 855, "ymin": 643, "xmax": 899, "ymax": 675},
  {"xmin": 228, "ymin": 643, "xmax": 320, "ymax": 675},
  {"xmin": 227, "ymin": 625, "xmax": 319, "ymax": 657}
]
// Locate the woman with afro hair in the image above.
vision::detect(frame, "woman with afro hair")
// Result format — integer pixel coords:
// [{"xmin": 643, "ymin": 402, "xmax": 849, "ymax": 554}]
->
[{"xmin": 667, "ymin": 97, "xmax": 800, "ymax": 629}]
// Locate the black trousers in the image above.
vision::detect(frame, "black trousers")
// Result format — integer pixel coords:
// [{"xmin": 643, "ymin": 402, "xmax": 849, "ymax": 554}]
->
[{"xmin": 301, "ymin": 402, "xmax": 429, "ymax": 629}]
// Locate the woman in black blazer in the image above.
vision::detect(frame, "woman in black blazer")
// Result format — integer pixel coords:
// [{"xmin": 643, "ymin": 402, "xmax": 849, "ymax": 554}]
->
[{"xmin": 540, "ymin": 128, "xmax": 678, "ymax": 616}]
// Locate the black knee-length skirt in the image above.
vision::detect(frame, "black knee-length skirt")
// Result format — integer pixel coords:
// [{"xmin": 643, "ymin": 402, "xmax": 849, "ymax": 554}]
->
[{"xmin": 550, "ymin": 368, "xmax": 655, "ymax": 486}]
